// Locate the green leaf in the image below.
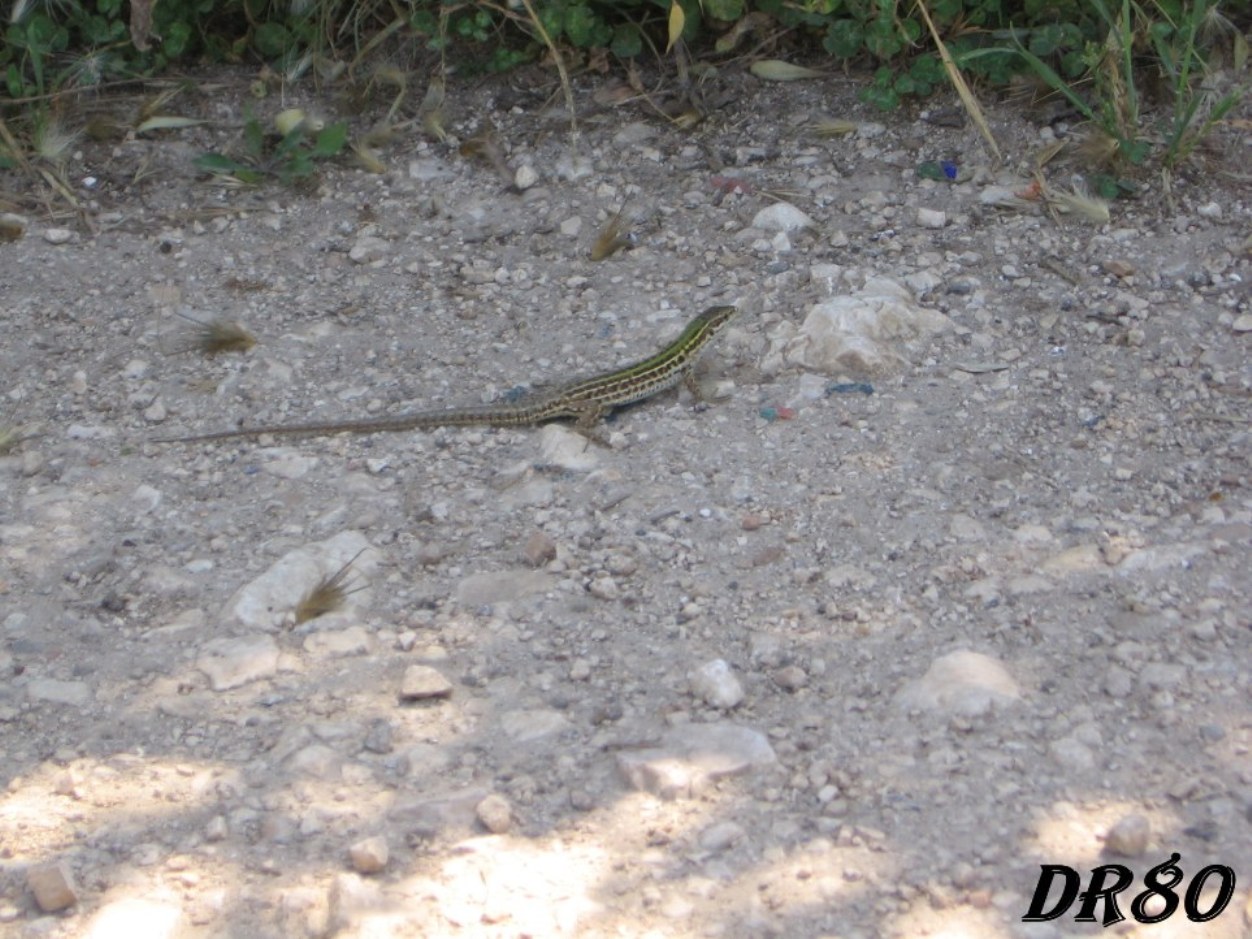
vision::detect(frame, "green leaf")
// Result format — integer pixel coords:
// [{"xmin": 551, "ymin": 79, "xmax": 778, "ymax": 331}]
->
[
  {"xmin": 136, "ymin": 116, "xmax": 205, "ymax": 133},
  {"xmin": 243, "ymin": 117, "xmax": 265, "ymax": 159},
  {"xmin": 564, "ymin": 3, "xmax": 610, "ymax": 48},
  {"xmin": 611, "ymin": 24, "xmax": 642, "ymax": 58},
  {"xmin": 252, "ymin": 22, "xmax": 291, "ymax": 60},
  {"xmin": 864, "ymin": 17, "xmax": 903, "ymax": 60},
  {"xmin": 1122, "ymin": 139, "xmax": 1150, "ymax": 165},
  {"xmin": 196, "ymin": 152, "xmax": 264, "ymax": 184},
  {"xmin": 5, "ymin": 63, "xmax": 22, "ymax": 99},
  {"xmin": 273, "ymin": 127, "xmax": 306, "ymax": 161},
  {"xmin": 164, "ymin": 21, "xmax": 192, "ymax": 59},
  {"xmin": 823, "ymin": 19, "xmax": 864, "ymax": 59},
  {"xmin": 703, "ymin": 0, "xmax": 744, "ymax": 19},
  {"xmin": 311, "ymin": 122, "xmax": 348, "ymax": 158}
]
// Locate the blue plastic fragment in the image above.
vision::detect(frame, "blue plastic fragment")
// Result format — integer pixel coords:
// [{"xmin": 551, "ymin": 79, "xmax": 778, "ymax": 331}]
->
[
  {"xmin": 825, "ymin": 382, "xmax": 874, "ymax": 396},
  {"xmin": 941, "ymin": 160, "xmax": 958, "ymax": 180}
]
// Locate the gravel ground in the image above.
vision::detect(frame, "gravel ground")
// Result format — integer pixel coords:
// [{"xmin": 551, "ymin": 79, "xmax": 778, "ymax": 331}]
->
[{"xmin": 1, "ymin": 62, "xmax": 1250, "ymax": 939}]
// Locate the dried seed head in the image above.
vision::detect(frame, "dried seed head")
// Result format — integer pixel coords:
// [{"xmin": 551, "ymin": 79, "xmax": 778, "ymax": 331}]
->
[
  {"xmin": 1075, "ymin": 126, "xmax": 1119, "ymax": 169},
  {"xmin": 294, "ymin": 550, "xmax": 368, "ymax": 625},
  {"xmin": 184, "ymin": 316, "xmax": 257, "ymax": 356},
  {"xmin": 590, "ymin": 208, "xmax": 633, "ymax": 262}
]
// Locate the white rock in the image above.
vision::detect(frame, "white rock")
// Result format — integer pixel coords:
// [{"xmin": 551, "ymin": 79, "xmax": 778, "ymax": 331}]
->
[
  {"xmin": 616, "ymin": 723, "xmax": 777, "ymax": 799},
  {"xmin": 786, "ymin": 282, "xmax": 952, "ymax": 376},
  {"xmin": 348, "ymin": 235, "xmax": 390, "ymax": 265},
  {"xmin": 751, "ymin": 202, "xmax": 816, "ymax": 233},
  {"xmin": 537, "ymin": 424, "xmax": 599, "ymax": 471},
  {"xmin": 229, "ymin": 531, "xmax": 376, "ymax": 630},
  {"xmin": 514, "ymin": 164, "xmax": 539, "ymax": 190},
  {"xmin": 408, "ymin": 158, "xmax": 454, "ymax": 181},
  {"xmin": 699, "ymin": 820, "xmax": 746, "ymax": 852},
  {"xmin": 399, "ymin": 665, "xmax": 452, "ymax": 701},
  {"xmin": 196, "ymin": 634, "xmax": 280, "ymax": 691},
  {"xmin": 142, "ymin": 399, "xmax": 167, "ymax": 423},
  {"xmin": 303, "ymin": 625, "xmax": 373, "ymax": 658},
  {"xmin": 499, "ymin": 708, "xmax": 568, "ymax": 742},
  {"xmin": 688, "ymin": 659, "xmax": 745, "ymax": 709},
  {"xmin": 84, "ymin": 895, "xmax": 184, "ymax": 939},
  {"xmin": 330, "ymin": 873, "xmax": 385, "ymax": 932},
  {"xmin": 916, "ymin": 207, "xmax": 946, "ymax": 228},
  {"xmin": 122, "ymin": 359, "xmax": 150, "ymax": 379},
  {"xmin": 455, "ymin": 569, "xmax": 551, "ymax": 607},
  {"xmin": 895, "ymin": 650, "xmax": 1019, "ymax": 716},
  {"xmin": 1232, "ymin": 313, "xmax": 1252, "ymax": 332},
  {"xmin": 43, "ymin": 228, "xmax": 74, "ymax": 245}
]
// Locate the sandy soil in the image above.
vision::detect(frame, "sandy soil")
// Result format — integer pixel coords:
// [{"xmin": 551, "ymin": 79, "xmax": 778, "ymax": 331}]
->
[{"xmin": 1, "ymin": 61, "xmax": 1250, "ymax": 938}]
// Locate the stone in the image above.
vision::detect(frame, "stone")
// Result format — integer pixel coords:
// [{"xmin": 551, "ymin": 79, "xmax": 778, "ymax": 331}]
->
[
  {"xmin": 537, "ymin": 424, "xmax": 599, "ymax": 471},
  {"xmin": 196, "ymin": 634, "xmax": 280, "ymax": 691},
  {"xmin": 229, "ymin": 531, "xmax": 376, "ymax": 630},
  {"xmin": 499, "ymin": 709, "xmax": 568, "ymax": 742},
  {"xmin": 523, "ymin": 531, "xmax": 557, "ymax": 567},
  {"xmin": 786, "ymin": 281, "xmax": 952, "ymax": 377},
  {"xmin": 476, "ymin": 794, "xmax": 513, "ymax": 834},
  {"xmin": 349, "ymin": 836, "xmax": 389, "ymax": 874},
  {"xmin": 751, "ymin": 202, "xmax": 816, "ymax": 233},
  {"xmin": 514, "ymin": 164, "xmax": 539, "ymax": 190},
  {"xmin": 616, "ymin": 722, "xmax": 777, "ymax": 799},
  {"xmin": 688, "ymin": 659, "xmax": 745, "ymax": 709},
  {"xmin": 84, "ymin": 895, "xmax": 183, "ymax": 938},
  {"xmin": 698, "ymin": 820, "xmax": 746, "ymax": 853},
  {"xmin": 771, "ymin": 666, "xmax": 808, "ymax": 692},
  {"xmin": 399, "ymin": 665, "xmax": 453, "ymax": 701},
  {"xmin": 1105, "ymin": 814, "xmax": 1151, "ymax": 857},
  {"xmin": 28, "ymin": 861, "xmax": 77, "ymax": 912},
  {"xmin": 895, "ymin": 650, "xmax": 1019, "ymax": 717},
  {"xmin": 302, "ymin": 625, "xmax": 373, "ymax": 658},
  {"xmin": 455, "ymin": 570, "xmax": 551, "ymax": 607}
]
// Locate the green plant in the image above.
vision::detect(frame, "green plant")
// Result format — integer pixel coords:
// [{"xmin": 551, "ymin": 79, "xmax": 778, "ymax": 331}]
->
[
  {"xmin": 1008, "ymin": 0, "xmax": 1150, "ymax": 165},
  {"xmin": 195, "ymin": 113, "xmax": 348, "ymax": 186},
  {"xmin": 1146, "ymin": 0, "xmax": 1246, "ymax": 168},
  {"xmin": 1006, "ymin": 0, "xmax": 1245, "ymax": 171}
]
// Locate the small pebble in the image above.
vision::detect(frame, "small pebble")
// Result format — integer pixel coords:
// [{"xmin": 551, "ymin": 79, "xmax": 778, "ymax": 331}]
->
[
  {"xmin": 476, "ymin": 794, "xmax": 513, "ymax": 833},
  {"xmin": 523, "ymin": 531, "xmax": 557, "ymax": 567},
  {"xmin": 28, "ymin": 862, "xmax": 77, "ymax": 912},
  {"xmin": 514, "ymin": 164, "xmax": 539, "ymax": 190},
  {"xmin": 771, "ymin": 666, "xmax": 808, "ymax": 692},
  {"xmin": 399, "ymin": 665, "xmax": 453, "ymax": 701},
  {"xmin": 348, "ymin": 836, "xmax": 389, "ymax": 874},
  {"xmin": 1105, "ymin": 814, "xmax": 1151, "ymax": 857},
  {"xmin": 688, "ymin": 659, "xmax": 745, "ymax": 709}
]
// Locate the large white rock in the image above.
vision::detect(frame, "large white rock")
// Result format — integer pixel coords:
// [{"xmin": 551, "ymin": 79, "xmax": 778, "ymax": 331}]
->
[{"xmin": 779, "ymin": 277, "xmax": 952, "ymax": 376}]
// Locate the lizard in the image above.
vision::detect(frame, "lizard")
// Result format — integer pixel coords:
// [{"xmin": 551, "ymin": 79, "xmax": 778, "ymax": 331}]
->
[{"xmin": 155, "ymin": 304, "xmax": 737, "ymax": 443}]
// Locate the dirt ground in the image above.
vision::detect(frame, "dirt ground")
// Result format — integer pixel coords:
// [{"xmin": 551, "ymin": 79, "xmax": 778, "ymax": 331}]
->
[{"xmin": 1, "ymin": 59, "xmax": 1250, "ymax": 939}]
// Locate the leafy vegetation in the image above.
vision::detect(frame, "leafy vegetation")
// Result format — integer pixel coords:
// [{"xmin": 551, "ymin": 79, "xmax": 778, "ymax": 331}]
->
[
  {"xmin": 195, "ymin": 113, "xmax": 348, "ymax": 186},
  {"xmin": 0, "ymin": 0, "xmax": 1246, "ymax": 192}
]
